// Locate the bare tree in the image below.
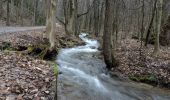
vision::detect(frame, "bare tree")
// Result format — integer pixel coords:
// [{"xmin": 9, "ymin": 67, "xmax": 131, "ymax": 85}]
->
[
  {"xmin": 6, "ymin": 0, "xmax": 10, "ymax": 26},
  {"xmin": 94, "ymin": 0, "xmax": 100, "ymax": 36},
  {"xmin": 64, "ymin": 0, "xmax": 78, "ymax": 35},
  {"xmin": 33, "ymin": 0, "xmax": 38, "ymax": 26},
  {"xmin": 103, "ymin": 0, "xmax": 115, "ymax": 69},
  {"xmin": 145, "ymin": 0, "xmax": 157, "ymax": 47},
  {"xmin": 153, "ymin": 0, "xmax": 163, "ymax": 55},
  {"xmin": 0, "ymin": 0, "xmax": 3, "ymax": 18},
  {"xmin": 46, "ymin": 0, "xmax": 57, "ymax": 50}
]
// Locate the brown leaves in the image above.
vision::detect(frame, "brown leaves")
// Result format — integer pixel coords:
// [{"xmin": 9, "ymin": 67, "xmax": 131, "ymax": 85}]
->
[
  {"xmin": 114, "ymin": 39, "xmax": 170, "ymax": 88},
  {"xmin": 0, "ymin": 24, "xmax": 84, "ymax": 99},
  {"xmin": 0, "ymin": 52, "xmax": 55, "ymax": 100},
  {"xmin": 6, "ymin": 95, "xmax": 15, "ymax": 100},
  {"xmin": 17, "ymin": 94, "xmax": 24, "ymax": 100}
]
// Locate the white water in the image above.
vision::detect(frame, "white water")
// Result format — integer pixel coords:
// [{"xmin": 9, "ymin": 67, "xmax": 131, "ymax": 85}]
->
[{"xmin": 57, "ymin": 33, "xmax": 170, "ymax": 100}]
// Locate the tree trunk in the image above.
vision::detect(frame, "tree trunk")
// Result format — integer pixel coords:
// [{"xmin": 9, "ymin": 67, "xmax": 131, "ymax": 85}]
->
[
  {"xmin": 20, "ymin": 0, "xmax": 24, "ymax": 25},
  {"xmin": 33, "ymin": 0, "xmax": 38, "ymax": 26},
  {"xmin": 103, "ymin": 0, "xmax": 115, "ymax": 69},
  {"xmin": 99, "ymin": 2, "xmax": 105, "ymax": 37},
  {"xmin": 0, "ymin": 0, "xmax": 3, "ymax": 18},
  {"xmin": 46, "ymin": 0, "xmax": 51, "ymax": 35},
  {"xmin": 15, "ymin": 0, "xmax": 20, "ymax": 24},
  {"xmin": 94, "ymin": 0, "xmax": 99, "ymax": 37},
  {"xmin": 46, "ymin": 0, "xmax": 57, "ymax": 50},
  {"xmin": 64, "ymin": 0, "xmax": 78, "ymax": 35},
  {"xmin": 160, "ymin": 15, "xmax": 170, "ymax": 46},
  {"xmin": 140, "ymin": 0, "xmax": 145, "ymax": 49},
  {"xmin": 145, "ymin": 0, "xmax": 157, "ymax": 47},
  {"xmin": 6, "ymin": 0, "xmax": 10, "ymax": 26},
  {"xmin": 153, "ymin": 0, "xmax": 163, "ymax": 56}
]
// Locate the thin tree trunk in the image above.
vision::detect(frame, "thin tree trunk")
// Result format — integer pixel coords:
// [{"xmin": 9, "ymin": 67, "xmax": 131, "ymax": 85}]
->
[
  {"xmin": 99, "ymin": 2, "xmax": 105, "ymax": 36},
  {"xmin": 145, "ymin": 0, "xmax": 157, "ymax": 46},
  {"xmin": 20, "ymin": 0, "xmax": 24, "ymax": 26},
  {"xmin": 6, "ymin": 0, "xmax": 10, "ymax": 26},
  {"xmin": 94, "ymin": 0, "xmax": 99, "ymax": 37},
  {"xmin": 33, "ymin": 0, "xmax": 38, "ymax": 26},
  {"xmin": 140, "ymin": 0, "xmax": 145, "ymax": 46},
  {"xmin": 0, "ymin": 0, "xmax": 3, "ymax": 18}
]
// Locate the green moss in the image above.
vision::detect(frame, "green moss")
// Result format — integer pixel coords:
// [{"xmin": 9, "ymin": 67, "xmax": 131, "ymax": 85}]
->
[
  {"xmin": 129, "ymin": 74, "xmax": 157, "ymax": 84},
  {"xmin": 49, "ymin": 62, "xmax": 58, "ymax": 77},
  {"xmin": 0, "ymin": 42, "xmax": 12, "ymax": 51},
  {"xmin": 26, "ymin": 44, "xmax": 59, "ymax": 61},
  {"xmin": 68, "ymin": 41, "xmax": 74, "ymax": 47},
  {"xmin": 27, "ymin": 46, "xmax": 34, "ymax": 53},
  {"xmin": 129, "ymin": 75, "xmax": 140, "ymax": 81},
  {"xmin": 148, "ymin": 74, "xmax": 157, "ymax": 82},
  {"xmin": 37, "ymin": 48, "xmax": 48, "ymax": 60}
]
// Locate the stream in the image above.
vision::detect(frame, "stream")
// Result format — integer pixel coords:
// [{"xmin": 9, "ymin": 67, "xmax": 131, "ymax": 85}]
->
[{"xmin": 57, "ymin": 33, "xmax": 170, "ymax": 100}]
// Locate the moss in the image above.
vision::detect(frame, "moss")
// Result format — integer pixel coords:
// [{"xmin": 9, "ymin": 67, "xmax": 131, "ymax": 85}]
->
[
  {"xmin": 25, "ymin": 44, "xmax": 58, "ymax": 61},
  {"xmin": 67, "ymin": 41, "xmax": 74, "ymax": 47},
  {"xmin": 129, "ymin": 75, "xmax": 139, "ymax": 81},
  {"xmin": 53, "ymin": 63, "xmax": 58, "ymax": 77},
  {"xmin": 49, "ymin": 61, "xmax": 58, "ymax": 77},
  {"xmin": 27, "ymin": 46, "xmax": 34, "ymax": 53},
  {"xmin": 0, "ymin": 42, "xmax": 12, "ymax": 51},
  {"xmin": 129, "ymin": 74, "xmax": 157, "ymax": 85},
  {"xmin": 37, "ymin": 48, "xmax": 48, "ymax": 60}
]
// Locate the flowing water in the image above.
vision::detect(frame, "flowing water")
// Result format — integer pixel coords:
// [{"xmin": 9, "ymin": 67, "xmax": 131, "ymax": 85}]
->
[{"xmin": 57, "ymin": 33, "xmax": 170, "ymax": 100}]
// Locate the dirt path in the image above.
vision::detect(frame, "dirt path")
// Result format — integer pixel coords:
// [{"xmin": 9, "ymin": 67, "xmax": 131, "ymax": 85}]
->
[{"xmin": 0, "ymin": 26, "xmax": 45, "ymax": 34}]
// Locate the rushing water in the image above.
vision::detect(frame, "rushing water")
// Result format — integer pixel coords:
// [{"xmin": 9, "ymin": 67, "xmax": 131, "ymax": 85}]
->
[{"xmin": 57, "ymin": 33, "xmax": 170, "ymax": 100}]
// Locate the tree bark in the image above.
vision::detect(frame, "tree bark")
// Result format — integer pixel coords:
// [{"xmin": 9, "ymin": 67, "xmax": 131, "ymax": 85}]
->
[
  {"xmin": 153, "ymin": 0, "xmax": 163, "ymax": 56},
  {"xmin": 33, "ymin": 0, "xmax": 38, "ymax": 26},
  {"xmin": 64, "ymin": 0, "xmax": 78, "ymax": 35},
  {"xmin": 145, "ymin": 0, "xmax": 157, "ymax": 47},
  {"xmin": 0, "ymin": 0, "xmax": 3, "ymax": 18},
  {"xmin": 6, "ymin": 0, "xmax": 10, "ymax": 26},
  {"xmin": 99, "ymin": 2, "xmax": 105, "ymax": 36},
  {"xmin": 140, "ymin": 0, "xmax": 145, "ymax": 48},
  {"xmin": 46, "ymin": 0, "xmax": 57, "ymax": 50},
  {"xmin": 103, "ymin": 0, "xmax": 115, "ymax": 69},
  {"xmin": 94, "ymin": 0, "xmax": 99, "ymax": 37},
  {"xmin": 20, "ymin": 0, "xmax": 24, "ymax": 25}
]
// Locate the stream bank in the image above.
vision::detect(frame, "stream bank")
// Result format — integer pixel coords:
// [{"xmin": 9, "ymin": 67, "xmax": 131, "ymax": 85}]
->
[
  {"xmin": 57, "ymin": 33, "xmax": 170, "ymax": 100},
  {"xmin": 0, "ymin": 26, "xmax": 83, "ymax": 100},
  {"xmin": 113, "ymin": 39, "xmax": 170, "ymax": 89}
]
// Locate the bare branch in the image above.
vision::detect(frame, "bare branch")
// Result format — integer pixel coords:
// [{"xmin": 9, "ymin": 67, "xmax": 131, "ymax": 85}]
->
[{"xmin": 77, "ymin": 0, "xmax": 95, "ymax": 18}]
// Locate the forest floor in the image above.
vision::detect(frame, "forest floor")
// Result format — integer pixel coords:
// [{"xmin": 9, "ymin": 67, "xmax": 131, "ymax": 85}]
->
[
  {"xmin": 0, "ymin": 24, "xmax": 83, "ymax": 100},
  {"xmin": 113, "ymin": 38, "xmax": 170, "ymax": 89},
  {"xmin": 0, "ymin": 23, "xmax": 170, "ymax": 99}
]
